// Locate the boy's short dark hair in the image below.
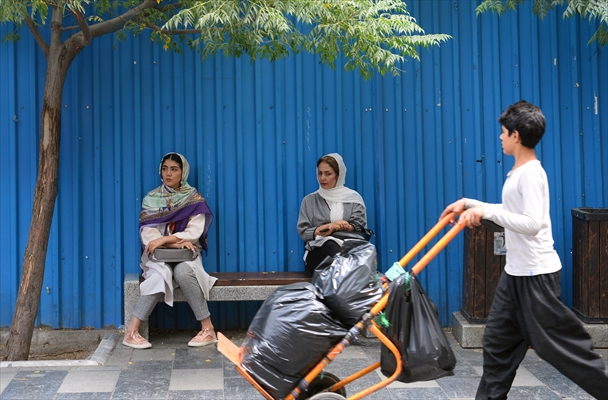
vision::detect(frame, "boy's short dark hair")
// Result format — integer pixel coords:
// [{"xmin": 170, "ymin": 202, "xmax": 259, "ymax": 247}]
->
[{"xmin": 498, "ymin": 100, "xmax": 546, "ymax": 148}]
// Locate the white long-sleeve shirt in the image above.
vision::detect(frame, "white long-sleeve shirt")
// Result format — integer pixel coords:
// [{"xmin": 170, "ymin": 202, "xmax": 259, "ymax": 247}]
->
[{"xmin": 465, "ymin": 160, "xmax": 561, "ymax": 276}]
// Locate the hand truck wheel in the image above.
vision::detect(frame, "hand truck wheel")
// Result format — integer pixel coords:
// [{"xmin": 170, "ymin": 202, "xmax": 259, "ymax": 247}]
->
[
  {"xmin": 296, "ymin": 372, "xmax": 346, "ymax": 399},
  {"xmin": 307, "ymin": 392, "xmax": 346, "ymax": 400}
]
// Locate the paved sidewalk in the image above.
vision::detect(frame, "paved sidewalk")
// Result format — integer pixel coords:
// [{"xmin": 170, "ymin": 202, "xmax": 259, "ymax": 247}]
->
[{"xmin": 1, "ymin": 329, "xmax": 606, "ymax": 400}]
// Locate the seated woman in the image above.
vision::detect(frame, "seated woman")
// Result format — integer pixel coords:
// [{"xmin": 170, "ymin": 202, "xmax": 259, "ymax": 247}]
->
[
  {"xmin": 123, "ymin": 152, "xmax": 217, "ymax": 349},
  {"xmin": 297, "ymin": 153, "xmax": 368, "ymax": 275}
]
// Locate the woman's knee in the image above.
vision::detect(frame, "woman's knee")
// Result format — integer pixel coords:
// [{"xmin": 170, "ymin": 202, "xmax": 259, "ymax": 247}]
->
[{"xmin": 173, "ymin": 262, "xmax": 195, "ymax": 284}]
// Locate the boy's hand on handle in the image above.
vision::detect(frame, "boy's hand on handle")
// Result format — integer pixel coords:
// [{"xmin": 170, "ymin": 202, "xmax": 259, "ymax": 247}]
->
[
  {"xmin": 440, "ymin": 199, "xmax": 484, "ymax": 228},
  {"xmin": 459, "ymin": 206, "xmax": 484, "ymax": 229},
  {"xmin": 440, "ymin": 199, "xmax": 466, "ymax": 224}
]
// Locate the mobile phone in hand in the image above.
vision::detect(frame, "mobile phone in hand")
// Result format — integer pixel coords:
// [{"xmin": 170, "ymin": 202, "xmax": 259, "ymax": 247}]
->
[{"xmin": 319, "ymin": 227, "xmax": 330, "ymax": 233}]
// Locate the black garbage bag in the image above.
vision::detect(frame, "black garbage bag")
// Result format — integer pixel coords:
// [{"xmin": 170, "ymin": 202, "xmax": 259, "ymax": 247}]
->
[
  {"xmin": 240, "ymin": 282, "xmax": 348, "ymax": 400},
  {"xmin": 380, "ymin": 273, "xmax": 456, "ymax": 383},
  {"xmin": 312, "ymin": 240, "xmax": 384, "ymax": 327}
]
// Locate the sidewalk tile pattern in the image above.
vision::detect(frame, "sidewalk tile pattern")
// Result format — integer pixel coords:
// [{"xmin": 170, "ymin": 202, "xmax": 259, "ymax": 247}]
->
[{"xmin": 1, "ymin": 330, "xmax": 606, "ymax": 400}]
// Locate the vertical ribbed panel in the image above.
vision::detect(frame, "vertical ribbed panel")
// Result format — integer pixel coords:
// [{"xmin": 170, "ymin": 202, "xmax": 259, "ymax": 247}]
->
[{"xmin": 1, "ymin": 1, "xmax": 606, "ymax": 328}]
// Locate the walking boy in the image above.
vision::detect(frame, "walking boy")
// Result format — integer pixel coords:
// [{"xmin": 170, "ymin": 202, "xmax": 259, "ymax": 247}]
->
[{"xmin": 440, "ymin": 100, "xmax": 608, "ymax": 400}]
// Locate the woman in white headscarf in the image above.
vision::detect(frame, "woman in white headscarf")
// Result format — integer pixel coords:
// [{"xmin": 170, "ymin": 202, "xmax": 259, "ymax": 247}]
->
[{"xmin": 297, "ymin": 153, "xmax": 368, "ymax": 274}]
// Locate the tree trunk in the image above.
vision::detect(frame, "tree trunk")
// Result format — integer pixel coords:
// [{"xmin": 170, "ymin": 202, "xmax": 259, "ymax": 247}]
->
[{"xmin": 4, "ymin": 13, "xmax": 80, "ymax": 361}]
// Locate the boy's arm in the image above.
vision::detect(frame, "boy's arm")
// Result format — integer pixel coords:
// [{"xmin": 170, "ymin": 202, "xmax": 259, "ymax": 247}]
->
[
  {"xmin": 483, "ymin": 173, "xmax": 545, "ymax": 236},
  {"xmin": 440, "ymin": 198, "xmax": 495, "ymax": 220},
  {"xmin": 464, "ymin": 198, "xmax": 488, "ymax": 209}
]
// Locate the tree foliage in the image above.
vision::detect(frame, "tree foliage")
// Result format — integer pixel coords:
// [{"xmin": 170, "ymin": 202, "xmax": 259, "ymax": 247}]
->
[
  {"xmin": 1, "ymin": 0, "xmax": 452, "ymax": 79},
  {"xmin": 476, "ymin": 0, "xmax": 608, "ymax": 46}
]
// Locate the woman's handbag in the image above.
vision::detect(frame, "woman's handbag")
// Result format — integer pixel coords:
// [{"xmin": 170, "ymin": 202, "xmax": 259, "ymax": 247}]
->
[{"xmin": 149, "ymin": 248, "xmax": 199, "ymax": 262}]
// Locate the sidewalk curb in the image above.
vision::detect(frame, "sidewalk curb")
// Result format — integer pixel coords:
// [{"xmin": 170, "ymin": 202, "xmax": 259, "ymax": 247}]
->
[{"xmin": 1, "ymin": 331, "xmax": 119, "ymax": 368}]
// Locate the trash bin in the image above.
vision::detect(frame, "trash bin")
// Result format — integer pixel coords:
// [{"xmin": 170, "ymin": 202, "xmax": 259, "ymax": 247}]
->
[
  {"xmin": 461, "ymin": 220, "xmax": 506, "ymax": 323},
  {"xmin": 571, "ymin": 208, "xmax": 608, "ymax": 324}
]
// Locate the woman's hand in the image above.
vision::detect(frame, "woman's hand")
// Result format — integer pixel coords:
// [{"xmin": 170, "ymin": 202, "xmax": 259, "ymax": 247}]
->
[
  {"xmin": 144, "ymin": 235, "xmax": 196, "ymax": 254},
  {"xmin": 334, "ymin": 220, "xmax": 353, "ymax": 232},
  {"xmin": 315, "ymin": 223, "xmax": 335, "ymax": 237},
  {"xmin": 173, "ymin": 239, "xmax": 197, "ymax": 251},
  {"xmin": 144, "ymin": 236, "xmax": 169, "ymax": 255},
  {"xmin": 314, "ymin": 220, "xmax": 353, "ymax": 237}
]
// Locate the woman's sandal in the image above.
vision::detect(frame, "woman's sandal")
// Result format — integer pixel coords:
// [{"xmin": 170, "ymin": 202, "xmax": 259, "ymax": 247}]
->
[
  {"xmin": 188, "ymin": 327, "xmax": 217, "ymax": 347},
  {"xmin": 122, "ymin": 331, "xmax": 152, "ymax": 349}
]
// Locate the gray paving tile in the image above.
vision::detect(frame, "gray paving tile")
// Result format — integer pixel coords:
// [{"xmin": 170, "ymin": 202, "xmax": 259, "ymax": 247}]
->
[
  {"xmin": 223, "ymin": 375, "xmax": 266, "ymax": 399},
  {"xmin": 15, "ymin": 366, "xmax": 71, "ymax": 371},
  {"xmin": 106, "ymin": 347, "xmax": 134, "ymax": 365},
  {"xmin": 324, "ymin": 358, "xmax": 394, "ymax": 399},
  {"xmin": 166, "ymin": 389, "xmax": 224, "ymax": 399},
  {"xmin": 336, "ymin": 374, "xmax": 393, "ymax": 400},
  {"xmin": 173, "ymin": 347, "xmax": 223, "ymax": 369},
  {"xmin": 129, "ymin": 348, "xmax": 176, "ymax": 362},
  {"xmin": 169, "ymin": 368, "xmax": 223, "ymax": 391},
  {"xmin": 0, "ymin": 370, "xmax": 18, "ymax": 394},
  {"xmin": 379, "ymin": 373, "xmax": 441, "ymax": 389},
  {"xmin": 435, "ymin": 376, "xmax": 480, "ymax": 399},
  {"xmin": 0, "ymin": 369, "xmax": 67, "ymax": 400},
  {"xmin": 112, "ymin": 361, "xmax": 172, "ymax": 400},
  {"xmin": 57, "ymin": 369, "xmax": 120, "ymax": 393},
  {"xmin": 511, "ymin": 366, "xmax": 544, "ymax": 387},
  {"xmin": 452, "ymin": 348, "xmax": 485, "ymax": 367},
  {"xmin": 223, "ymin": 361, "xmax": 243, "ymax": 379},
  {"xmin": 505, "ymin": 386, "xmax": 562, "ymax": 399},
  {"xmin": 55, "ymin": 392, "xmax": 112, "ymax": 399},
  {"xmin": 452, "ymin": 362, "xmax": 479, "ymax": 377},
  {"xmin": 520, "ymin": 360, "xmax": 589, "ymax": 398},
  {"xmin": 388, "ymin": 387, "xmax": 450, "ymax": 399},
  {"xmin": 70, "ymin": 365, "xmax": 122, "ymax": 371}
]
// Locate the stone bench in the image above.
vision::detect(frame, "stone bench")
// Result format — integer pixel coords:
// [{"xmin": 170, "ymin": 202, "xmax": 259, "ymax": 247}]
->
[{"xmin": 124, "ymin": 271, "xmax": 311, "ymax": 339}]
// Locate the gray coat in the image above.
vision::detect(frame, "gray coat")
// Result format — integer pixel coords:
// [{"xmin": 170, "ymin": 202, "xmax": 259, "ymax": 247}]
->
[{"xmin": 297, "ymin": 192, "xmax": 367, "ymax": 243}]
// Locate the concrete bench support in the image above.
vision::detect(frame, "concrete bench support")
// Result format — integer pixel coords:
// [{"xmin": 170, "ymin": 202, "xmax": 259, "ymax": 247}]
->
[{"xmin": 124, "ymin": 272, "xmax": 311, "ymax": 339}]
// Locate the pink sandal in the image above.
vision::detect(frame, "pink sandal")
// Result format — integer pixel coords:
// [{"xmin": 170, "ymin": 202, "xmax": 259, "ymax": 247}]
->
[
  {"xmin": 122, "ymin": 331, "xmax": 152, "ymax": 349},
  {"xmin": 188, "ymin": 328, "xmax": 217, "ymax": 347}
]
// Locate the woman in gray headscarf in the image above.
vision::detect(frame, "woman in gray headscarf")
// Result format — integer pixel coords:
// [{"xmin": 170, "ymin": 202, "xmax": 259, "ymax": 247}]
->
[{"xmin": 297, "ymin": 153, "xmax": 368, "ymax": 274}]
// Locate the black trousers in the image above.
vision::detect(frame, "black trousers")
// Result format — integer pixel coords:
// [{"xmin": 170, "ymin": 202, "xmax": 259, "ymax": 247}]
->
[
  {"xmin": 304, "ymin": 241, "xmax": 341, "ymax": 275},
  {"xmin": 476, "ymin": 271, "xmax": 608, "ymax": 400}
]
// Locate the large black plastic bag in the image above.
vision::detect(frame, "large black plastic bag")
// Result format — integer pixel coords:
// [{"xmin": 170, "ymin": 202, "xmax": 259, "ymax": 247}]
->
[
  {"xmin": 380, "ymin": 274, "xmax": 456, "ymax": 383},
  {"xmin": 312, "ymin": 240, "xmax": 384, "ymax": 327},
  {"xmin": 240, "ymin": 282, "xmax": 348, "ymax": 400}
]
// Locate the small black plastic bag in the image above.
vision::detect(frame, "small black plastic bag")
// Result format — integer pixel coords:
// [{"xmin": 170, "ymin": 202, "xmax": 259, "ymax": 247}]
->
[
  {"xmin": 312, "ymin": 240, "xmax": 384, "ymax": 327},
  {"xmin": 240, "ymin": 282, "xmax": 348, "ymax": 400},
  {"xmin": 380, "ymin": 274, "xmax": 456, "ymax": 383}
]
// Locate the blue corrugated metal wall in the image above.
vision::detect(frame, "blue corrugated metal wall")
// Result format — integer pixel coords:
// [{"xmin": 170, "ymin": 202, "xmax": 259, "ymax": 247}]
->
[{"xmin": 1, "ymin": 1, "xmax": 606, "ymax": 330}]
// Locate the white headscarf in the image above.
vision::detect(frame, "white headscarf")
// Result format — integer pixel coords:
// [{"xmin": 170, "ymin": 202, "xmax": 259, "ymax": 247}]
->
[{"xmin": 316, "ymin": 153, "xmax": 365, "ymax": 222}]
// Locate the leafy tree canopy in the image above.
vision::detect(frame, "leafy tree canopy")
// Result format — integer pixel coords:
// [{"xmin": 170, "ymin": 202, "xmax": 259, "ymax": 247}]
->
[
  {"xmin": 0, "ymin": 0, "xmax": 452, "ymax": 79},
  {"xmin": 476, "ymin": 0, "xmax": 608, "ymax": 46}
]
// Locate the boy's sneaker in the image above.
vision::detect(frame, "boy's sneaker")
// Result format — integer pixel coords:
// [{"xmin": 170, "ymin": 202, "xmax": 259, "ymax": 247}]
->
[
  {"xmin": 188, "ymin": 328, "xmax": 217, "ymax": 347},
  {"xmin": 122, "ymin": 331, "xmax": 152, "ymax": 349}
]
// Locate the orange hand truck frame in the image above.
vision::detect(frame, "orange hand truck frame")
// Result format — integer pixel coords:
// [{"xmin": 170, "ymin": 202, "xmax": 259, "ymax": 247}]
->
[{"xmin": 217, "ymin": 213, "xmax": 465, "ymax": 400}]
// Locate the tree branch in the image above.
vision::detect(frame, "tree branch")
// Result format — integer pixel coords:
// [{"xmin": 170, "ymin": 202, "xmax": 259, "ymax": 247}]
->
[
  {"xmin": 68, "ymin": 0, "xmax": 159, "ymax": 47},
  {"xmin": 24, "ymin": 15, "xmax": 49, "ymax": 57},
  {"xmin": 73, "ymin": 10, "xmax": 92, "ymax": 45}
]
